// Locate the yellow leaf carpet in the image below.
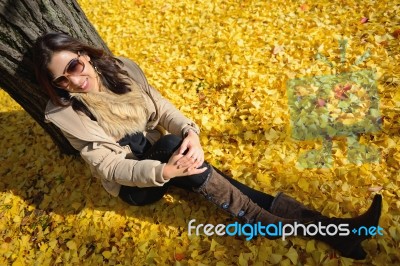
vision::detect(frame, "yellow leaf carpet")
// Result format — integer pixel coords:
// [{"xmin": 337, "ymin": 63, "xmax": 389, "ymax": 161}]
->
[{"xmin": 1, "ymin": 0, "xmax": 399, "ymax": 265}]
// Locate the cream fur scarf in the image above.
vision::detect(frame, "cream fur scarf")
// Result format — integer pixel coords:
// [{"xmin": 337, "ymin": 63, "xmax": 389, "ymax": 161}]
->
[{"xmin": 71, "ymin": 88, "xmax": 148, "ymax": 140}]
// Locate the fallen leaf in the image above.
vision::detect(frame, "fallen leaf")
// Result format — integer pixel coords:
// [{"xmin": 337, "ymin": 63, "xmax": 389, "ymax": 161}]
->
[
  {"xmin": 317, "ymin": 98, "xmax": 326, "ymax": 107},
  {"xmin": 368, "ymin": 186, "xmax": 383, "ymax": 192},
  {"xmin": 272, "ymin": 45, "xmax": 284, "ymax": 55},
  {"xmin": 102, "ymin": 250, "xmax": 112, "ymax": 259},
  {"xmin": 175, "ymin": 253, "xmax": 185, "ymax": 261},
  {"xmin": 392, "ymin": 29, "xmax": 400, "ymax": 38},
  {"xmin": 300, "ymin": 4, "xmax": 310, "ymax": 11}
]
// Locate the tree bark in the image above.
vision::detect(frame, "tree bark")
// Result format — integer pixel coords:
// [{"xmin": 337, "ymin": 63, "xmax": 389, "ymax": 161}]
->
[{"xmin": 0, "ymin": 0, "xmax": 110, "ymax": 154}]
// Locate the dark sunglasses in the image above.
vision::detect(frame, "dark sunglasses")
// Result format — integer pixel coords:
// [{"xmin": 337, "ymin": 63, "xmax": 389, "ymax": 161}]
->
[{"xmin": 52, "ymin": 52, "xmax": 85, "ymax": 89}]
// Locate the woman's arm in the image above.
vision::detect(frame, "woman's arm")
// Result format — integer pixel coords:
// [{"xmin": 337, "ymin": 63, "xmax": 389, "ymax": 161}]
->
[
  {"xmin": 119, "ymin": 57, "xmax": 201, "ymax": 138},
  {"xmin": 162, "ymin": 144, "xmax": 207, "ymax": 179},
  {"xmin": 61, "ymin": 129, "xmax": 171, "ymax": 188},
  {"xmin": 80, "ymin": 142, "xmax": 170, "ymax": 187},
  {"xmin": 120, "ymin": 58, "xmax": 205, "ymax": 169}
]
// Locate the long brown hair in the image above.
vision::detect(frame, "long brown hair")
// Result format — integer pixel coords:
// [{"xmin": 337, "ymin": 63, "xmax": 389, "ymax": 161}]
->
[{"xmin": 32, "ymin": 32, "xmax": 132, "ymax": 118}]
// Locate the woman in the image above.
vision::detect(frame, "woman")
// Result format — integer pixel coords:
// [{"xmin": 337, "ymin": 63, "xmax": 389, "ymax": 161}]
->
[{"xmin": 33, "ymin": 32, "xmax": 382, "ymax": 260}]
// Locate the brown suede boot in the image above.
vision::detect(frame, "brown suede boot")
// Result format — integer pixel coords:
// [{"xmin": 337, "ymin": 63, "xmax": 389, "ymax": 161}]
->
[
  {"xmin": 269, "ymin": 192, "xmax": 382, "ymax": 260},
  {"xmin": 194, "ymin": 167, "xmax": 382, "ymax": 259},
  {"xmin": 270, "ymin": 192, "xmax": 322, "ymax": 222},
  {"xmin": 194, "ymin": 167, "xmax": 297, "ymax": 239}
]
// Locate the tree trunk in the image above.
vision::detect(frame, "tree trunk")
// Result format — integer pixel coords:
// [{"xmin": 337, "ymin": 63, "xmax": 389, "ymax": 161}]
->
[{"xmin": 0, "ymin": 0, "xmax": 110, "ymax": 155}]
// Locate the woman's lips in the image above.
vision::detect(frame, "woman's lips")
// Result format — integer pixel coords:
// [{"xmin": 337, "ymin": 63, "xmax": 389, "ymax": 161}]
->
[{"xmin": 81, "ymin": 78, "xmax": 89, "ymax": 91}]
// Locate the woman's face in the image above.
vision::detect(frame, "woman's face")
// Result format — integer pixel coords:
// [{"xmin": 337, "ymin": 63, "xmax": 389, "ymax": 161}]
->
[{"xmin": 47, "ymin": 50, "xmax": 100, "ymax": 93}]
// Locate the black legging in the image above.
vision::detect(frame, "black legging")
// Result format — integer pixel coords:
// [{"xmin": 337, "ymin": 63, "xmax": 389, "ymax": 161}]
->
[{"xmin": 118, "ymin": 134, "xmax": 275, "ymax": 210}]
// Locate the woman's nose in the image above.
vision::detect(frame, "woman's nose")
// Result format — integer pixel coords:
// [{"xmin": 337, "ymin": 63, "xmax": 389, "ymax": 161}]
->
[{"xmin": 68, "ymin": 75, "xmax": 83, "ymax": 88}]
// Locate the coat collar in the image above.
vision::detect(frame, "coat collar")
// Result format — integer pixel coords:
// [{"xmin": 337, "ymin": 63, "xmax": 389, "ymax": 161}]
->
[
  {"xmin": 45, "ymin": 100, "xmax": 115, "ymax": 143},
  {"xmin": 69, "ymin": 86, "xmax": 148, "ymax": 140}
]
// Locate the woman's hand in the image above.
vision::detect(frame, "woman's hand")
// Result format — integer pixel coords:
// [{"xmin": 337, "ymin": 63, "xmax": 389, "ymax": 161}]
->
[
  {"xmin": 176, "ymin": 129, "xmax": 205, "ymax": 169},
  {"xmin": 162, "ymin": 148, "xmax": 207, "ymax": 180}
]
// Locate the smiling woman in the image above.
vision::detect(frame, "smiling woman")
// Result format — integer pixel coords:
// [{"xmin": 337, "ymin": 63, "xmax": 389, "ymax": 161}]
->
[
  {"xmin": 49, "ymin": 52, "xmax": 91, "ymax": 91},
  {"xmin": 29, "ymin": 32, "xmax": 383, "ymax": 261},
  {"xmin": 33, "ymin": 33, "xmax": 132, "ymax": 109}
]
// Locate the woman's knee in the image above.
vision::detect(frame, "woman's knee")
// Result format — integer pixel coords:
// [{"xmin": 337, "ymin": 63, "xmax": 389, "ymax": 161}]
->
[
  {"xmin": 144, "ymin": 134, "xmax": 183, "ymax": 162},
  {"xmin": 155, "ymin": 134, "xmax": 182, "ymax": 152},
  {"xmin": 170, "ymin": 162, "xmax": 212, "ymax": 189}
]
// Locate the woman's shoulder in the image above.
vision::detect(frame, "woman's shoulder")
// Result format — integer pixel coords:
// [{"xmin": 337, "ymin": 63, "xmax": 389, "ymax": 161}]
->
[
  {"xmin": 44, "ymin": 100, "xmax": 84, "ymax": 134},
  {"xmin": 116, "ymin": 57, "xmax": 149, "ymax": 87},
  {"xmin": 44, "ymin": 100, "xmax": 114, "ymax": 143},
  {"xmin": 44, "ymin": 100, "xmax": 70, "ymax": 119}
]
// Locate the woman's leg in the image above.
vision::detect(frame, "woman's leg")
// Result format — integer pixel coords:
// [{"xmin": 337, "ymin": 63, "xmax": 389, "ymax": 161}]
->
[
  {"xmin": 119, "ymin": 185, "xmax": 168, "ymax": 206},
  {"xmin": 143, "ymin": 134, "xmax": 275, "ymax": 209},
  {"xmin": 142, "ymin": 134, "xmax": 211, "ymax": 189},
  {"xmin": 120, "ymin": 134, "xmax": 382, "ymax": 259},
  {"xmin": 118, "ymin": 135, "xmax": 203, "ymax": 206},
  {"xmin": 142, "ymin": 134, "xmax": 182, "ymax": 163},
  {"xmin": 213, "ymin": 168, "xmax": 275, "ymax": 210},
  {"xmin": 195, "ymin": 166, "xmax": 382, "ymax": 260}
]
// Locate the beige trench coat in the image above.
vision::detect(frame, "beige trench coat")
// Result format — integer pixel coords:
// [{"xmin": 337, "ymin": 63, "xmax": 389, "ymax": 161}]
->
[{"xmin": 44, "ymin": 57, "xmax": 200, "ymax": 196}]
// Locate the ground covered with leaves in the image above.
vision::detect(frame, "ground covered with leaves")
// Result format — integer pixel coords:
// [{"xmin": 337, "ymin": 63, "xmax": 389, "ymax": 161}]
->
[{"xmin": 1, "ymin": 0, "xmax": 399, "ymax": 265}]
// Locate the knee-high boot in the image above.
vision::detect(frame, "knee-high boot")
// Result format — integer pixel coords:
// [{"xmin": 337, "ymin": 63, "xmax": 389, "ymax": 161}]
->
[
  {"xmin": 195, "ymin": 167, "xmax": 382, "ymax": 260},
  {"xmin": 194, "ymin": 167, "xmax": 297, "ymax": 239},
  {"xmin": 269, "ymin": 192, "xmax": 382, "ymax": 260}
]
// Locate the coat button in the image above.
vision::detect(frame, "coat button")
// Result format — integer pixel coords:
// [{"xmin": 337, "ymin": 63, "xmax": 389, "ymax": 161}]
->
[
  {"xmin": 222, "ymin": 203, "xmax": 229, "ymax": 209},
  {"xmin": 238, "ymin": 210, "xmax": 245, "ymax": 217}
]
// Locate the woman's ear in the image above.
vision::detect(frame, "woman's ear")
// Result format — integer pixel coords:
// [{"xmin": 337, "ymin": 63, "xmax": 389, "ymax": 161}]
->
[{"xmin": 83, "ymin": 53, "xmax": 91, "ymax": 62}]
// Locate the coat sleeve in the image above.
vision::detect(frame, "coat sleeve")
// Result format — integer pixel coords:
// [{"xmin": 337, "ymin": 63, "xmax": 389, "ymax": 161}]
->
[
  {"xmin": 61, "ymin": 129, "xmax": 170, "ymax": 188},
  {"xmin": 119, "ymin": 57, "xmax": 200, "ymax": 137},
  {"xmin": 80, "ymin": 142, "xmax": 169, "ymax": 187}
]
